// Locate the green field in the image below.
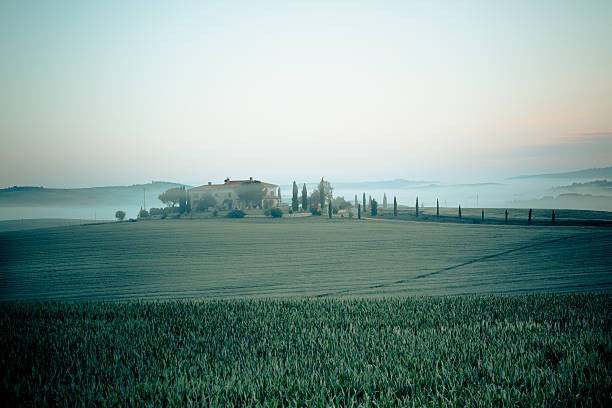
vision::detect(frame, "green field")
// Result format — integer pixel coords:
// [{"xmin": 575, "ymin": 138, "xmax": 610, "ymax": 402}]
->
[
  {"xmin": 1, "ymin": 217, "xmax": 611, "ymax": 301},
  {"xmin": 2, "ymin": 217, "xmax": 611, "ymax": 405},
  {"xmin": 2, "ymin": 296, "xmax": 610, "ymax": 406}
]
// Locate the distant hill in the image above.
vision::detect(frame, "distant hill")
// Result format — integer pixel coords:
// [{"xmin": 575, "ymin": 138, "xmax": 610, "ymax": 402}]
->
[
  {"xmin": 0, "ymin": 182, "xmax": 189, "ymax": 207},
  {"xmin": 511, "ymin": 193, "xmax": 612, "ymax": 212},
  {"xmin": 332, "ymin": 179, "xmax": 435, "ymax": 190},
  {"xmin": 552, "ymin": 180, "xmax": 612, "ymax": 195},
  {"xmin": 510, "ymin": 166, "xmax": 612, "ymax": 180}
]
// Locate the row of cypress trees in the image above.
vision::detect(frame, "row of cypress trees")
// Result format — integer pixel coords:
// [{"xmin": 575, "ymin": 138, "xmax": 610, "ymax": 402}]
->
[{"xmin": 290, "ymin": 181, "xmax": 310, "ymax": 212}]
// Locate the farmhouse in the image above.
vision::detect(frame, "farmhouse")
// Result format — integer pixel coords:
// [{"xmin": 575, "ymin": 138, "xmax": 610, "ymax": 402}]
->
[{"xmin": 189, "ymin": 177, "xmax": 280, "ymax": 209}]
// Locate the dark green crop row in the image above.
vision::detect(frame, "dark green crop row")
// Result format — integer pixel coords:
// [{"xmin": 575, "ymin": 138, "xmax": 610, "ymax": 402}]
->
[{"xmin": 2, "ymin": 295, "xmax": 611, "ymax": 407}]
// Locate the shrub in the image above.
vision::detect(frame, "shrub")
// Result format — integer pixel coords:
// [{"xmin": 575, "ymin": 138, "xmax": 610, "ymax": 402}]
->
[
  {"xmin": 311, "ymin": 208, "xmax": 322, "ymax": 216},
  {"xmin": 270, "ymin": 208, "xmax": 283, "ymax": 218},
  {"xmin": 195, "ymin": 194, "xmax": 216, "ymax": 212},
  {"xmin": 163, "ymin": 206, "xmax": 180, "ymax": 216},
  {"xmin": 227, "ymin": 209, "xmax": 246, "ymax": 218},
  {"xmin": 148, "ymin": 208, "xmax": 163, "ymax": 216},
  {"xmin": 115, "ymin": 210, "xmax": 126, "ymax": 221}
]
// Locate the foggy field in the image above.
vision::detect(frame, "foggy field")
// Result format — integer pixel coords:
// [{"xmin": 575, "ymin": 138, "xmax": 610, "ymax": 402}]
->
[
  {"xmin": 1, "ymin": 217, "xmax": 611, "ymax": 301},
  {"xmin": 2, "ymin": 296, "xmax": 610, "ymax": 406}
]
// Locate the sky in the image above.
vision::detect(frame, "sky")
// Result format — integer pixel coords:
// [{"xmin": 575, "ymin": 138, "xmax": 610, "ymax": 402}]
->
[{"xmin": 1, "ymin": 0, "xmax": 611, "ymax": 188}]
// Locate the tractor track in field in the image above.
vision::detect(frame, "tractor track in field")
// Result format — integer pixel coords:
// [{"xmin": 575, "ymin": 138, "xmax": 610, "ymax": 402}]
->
[{"xmin": 315, "ymin": 230, "xmax": 603, "ymax": 298}]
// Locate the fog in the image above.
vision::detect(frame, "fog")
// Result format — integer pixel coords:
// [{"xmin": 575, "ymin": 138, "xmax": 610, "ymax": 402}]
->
[{"xmin": 3, "ymin": 172, "xmax": 610, "ymax": 222}]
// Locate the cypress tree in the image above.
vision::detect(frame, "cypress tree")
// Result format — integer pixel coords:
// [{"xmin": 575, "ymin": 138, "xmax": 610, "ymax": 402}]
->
[
  {"xmin": 363, "ymin": 193, "xmax": 366, "ymax": 213},
  {"xmin": 481, "ymin": 210, "xmax": 484, "ymax": 221},
  {"xmin": 383, "ymin": 193, "xmax": 388, "ymax": 209},
  {"xmin": 458, "ymin": 205, "xmax": 462, "ymax": 218},
  {"xmin": 358, "ymin": 204, "xmax": 361, "ymax": 219},
  {"xmin": 371, "ymin": 199, "xmax": 378, "ymax": 216},
  {"xmin": 291, "ymin": 181, "xmax": 298, "ymax": 212},
  {"xmin": 436, "ymin": 199, "xmax": 439, "ymax": 217},
  {"xmin": 528, "ymin": 209, "xmax": 532, "ymax": 223},
  {"xmin": 302, "ymin": 184, "xmax": 308, "ymax": 211},
  {"xmin": 552, "ymin": 210, "xmax": 555, "ymax": 224},
  {"xmin": 328, "ymin": 200, "xmax": 332, "ymax": 219},
  {"xmin": 505, "ymin": 209, "xmax": 508, "ymax": 223},
  {"xmin": 393, "ymin": 197, "xmax": 397, "ymax": 216},
  {"xmin": 319, "ymin": 178, "xmax": 326, "ymax": 209},
  {"xmin": 416, "ymin": 197, "xmax": 419, "ymax": 217}
]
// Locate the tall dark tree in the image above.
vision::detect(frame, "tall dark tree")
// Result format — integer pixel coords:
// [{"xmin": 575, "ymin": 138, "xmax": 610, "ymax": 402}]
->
[
  {"xmin": 383, "ymin": 193, "xmax": 388, "ymax": 209},
  {"xmin": 436, "ymin": 199, "xmax": 439, "ymax": 217},
  {"xmin": 505, "ymin": 209, "xmax": 508, "ymax": 223},
  {"xmin": 302, "ymin": 184, "xmax": 308, "ymax": 211},
  {"xmin": 528, "ymin": 209, "xmax": 532, "ymax": 223},
  {"xmin": 415, "ymin": 196, "xmax": 419, "ymax": 217},
  {"xmin": 358, "ymin": 204, "xmax": 361, "ymax": 219},
  {"xmin": 328, "ymin": 200, "xmax": 332, "ymax": 219},
  {"xmin": 458, "ymin": 205, "xmax": 462, "ymax": 218},
  {"xmin": 481, "ymin": 210, "xmax": 484, "ymax": 221},
  {"xmin": 178, "ymin": 186, "xmax": 187, "ymax": 214},
  {"xmin": 318, "ymin": 178, "xmax": 326, "ymax": 209},
  {"xmin": 371, "ymin": 199, "xmax": 378, "ymax": 216},
  {"xmin": 362, "ymin": 193, "xmax": 366, "ymax": 213},
  {"xmin": 291, "ymin": 181, "xmax": 299, "ymax": 212},
  {"xmin": 393, "ymin": 197, "xmax": 397, "ymax": 216},
  {"xmin": 552, "ymin": 210, "xmax": 555, "ymax": 224}
]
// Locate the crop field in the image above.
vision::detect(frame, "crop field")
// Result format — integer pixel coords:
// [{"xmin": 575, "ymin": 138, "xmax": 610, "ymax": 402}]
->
[
  {"xmin": 1, "ymin": 295, "xmax": 610, "ymax": 406},
  {"xmin": 1, "ymin": 217, "xmax": 611, "ymax": 301}
]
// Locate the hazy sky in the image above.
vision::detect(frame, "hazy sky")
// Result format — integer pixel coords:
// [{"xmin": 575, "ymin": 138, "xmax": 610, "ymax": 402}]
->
[{"xmin": 1, "ymin": 0, "xmax": 611, "ymax": 187}]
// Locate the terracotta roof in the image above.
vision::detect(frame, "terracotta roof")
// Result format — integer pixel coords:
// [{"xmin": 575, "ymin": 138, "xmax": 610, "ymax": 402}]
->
[{"xmin": 190, "ymin": 180, "xmax": 277, "ymax": 191}]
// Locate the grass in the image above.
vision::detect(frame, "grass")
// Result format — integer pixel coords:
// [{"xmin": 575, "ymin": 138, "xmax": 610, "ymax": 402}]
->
[
  {"xmin": 1, "ymin": 217, "xmax": 611, "ymax": 301},
  {"xmin": 1, "ymin": 295, "xmax": 610, "ymax": 406}
]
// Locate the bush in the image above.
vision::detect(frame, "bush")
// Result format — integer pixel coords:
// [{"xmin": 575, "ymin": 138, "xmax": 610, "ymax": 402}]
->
[
  {"xmin": 311, "ymin": 208, "xmax": 322, "ymax": 216},
  {"xmin": 163, "ymin": 207, "xmax": 180, "ymax": 216},
  {"xmin": 227, "ymin": 209, "xmax": 246, "ymax": 218},
  {"xmin": 270, "ymin": 208, "xmax": 283, "ymax": 218},
  {"xmin": 115, "ymin": 210, "xmax": 126, "ymax": 221},
  {"xmin": 148, "ymin": 208, "xmax": 163, "ymax": 216},
  {"xmin": 264, "ymin": 209, "xmax": 271, "ymax": 217},
  {"xmin": 195, "ymin": 194, "xmax": 216, "ymax": 212}
]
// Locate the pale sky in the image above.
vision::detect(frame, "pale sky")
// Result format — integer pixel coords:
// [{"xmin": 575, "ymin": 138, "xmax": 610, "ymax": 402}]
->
[{"xmin": 1, "ymin": 0, "xmax": 611, "ymax": 187}]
